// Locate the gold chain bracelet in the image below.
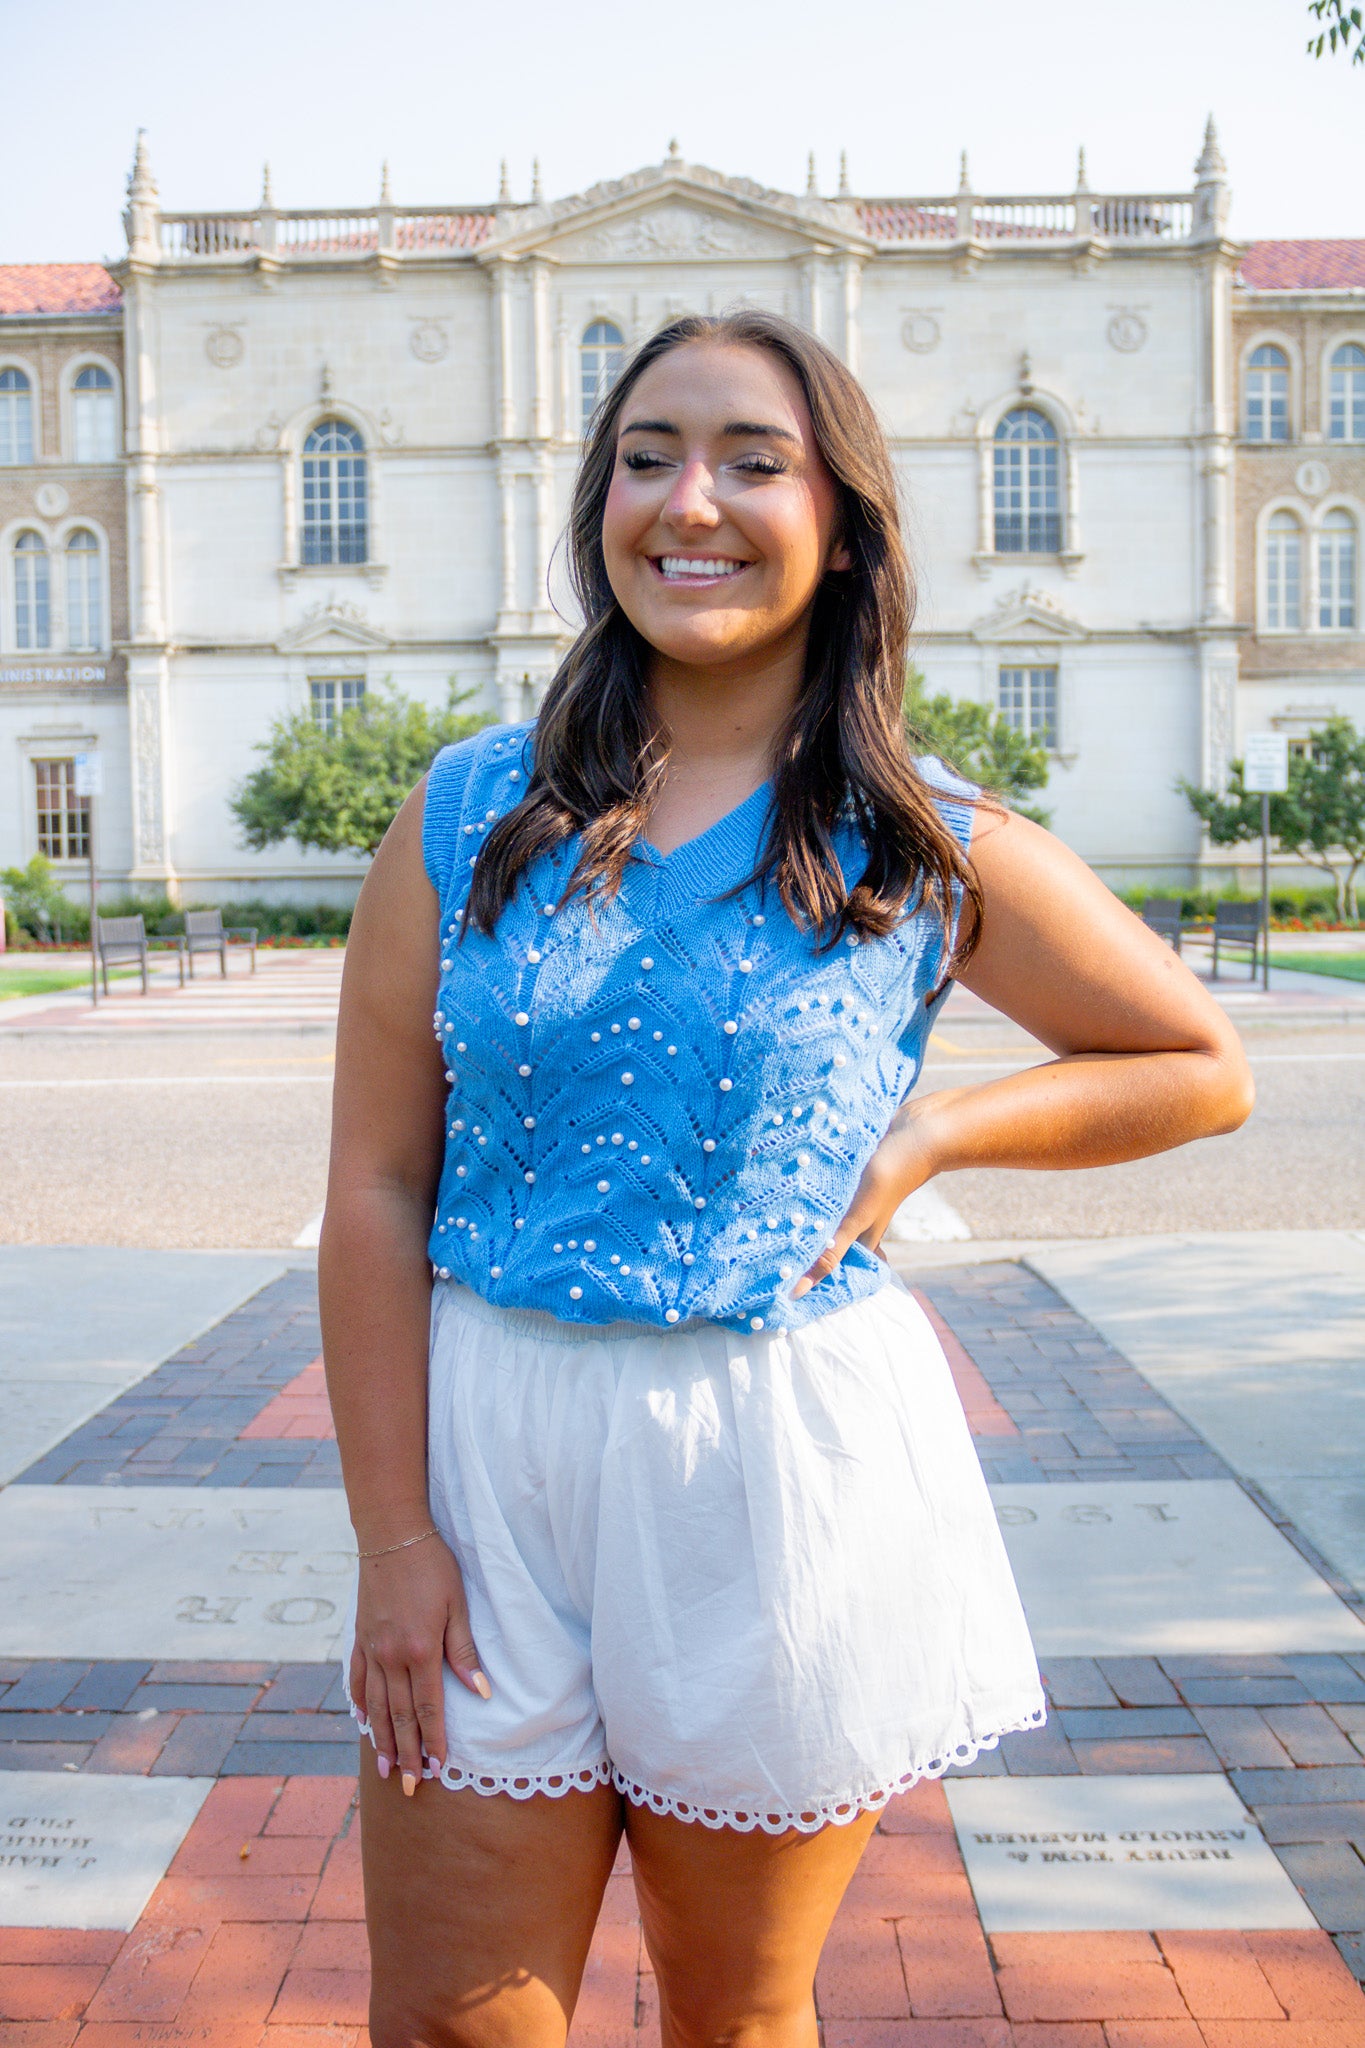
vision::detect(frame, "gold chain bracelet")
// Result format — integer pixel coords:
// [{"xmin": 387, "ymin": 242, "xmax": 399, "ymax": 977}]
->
[{"xmin": 357, "ymin": 1526, "xmax": 439, "ymax": 1560}]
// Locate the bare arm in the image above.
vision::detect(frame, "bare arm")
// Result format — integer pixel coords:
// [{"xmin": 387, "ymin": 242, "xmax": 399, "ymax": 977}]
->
[
  {"xmin": 320, "ymin": 781, "xmax": 488, "ymax": 1793},
  {"xmin": 792, "ymin": 807, "xmax": 1254, "ymax": 1298}
]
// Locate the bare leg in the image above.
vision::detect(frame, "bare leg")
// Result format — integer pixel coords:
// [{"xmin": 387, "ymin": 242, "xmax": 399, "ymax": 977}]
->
[
  {"xmin": 626, "ymin": 1801, "xmax": 879, "ymax": 2048},
  {"xmin": 361, "ymin": 1745, "xmax": 624, "ymax": 2048}
]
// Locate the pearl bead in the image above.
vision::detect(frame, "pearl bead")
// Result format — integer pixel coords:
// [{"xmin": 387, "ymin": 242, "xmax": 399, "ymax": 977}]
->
[
  {"xmin": 553, "ymin": 1243, "xmax": 564, "ymax": 1254},
  {"xmin": 772, "ymin": 1113, "xmax": 783, "ymax": 1125},
  {"xmin": 833, "ymin": 1054, "xmax": 847, "ymax": 1067},
  {"xmin": 611, "ymin": 1023, "xmax": 621, "ymax": 1034},
  {"xmin": 739, "ymin": 960, "xmax": 753, "ymax": 974},
  {"xmin": 543, "ymin": 904, "xmax": 555, "ymax": 916},
  {"xmin": 455, "ymin": 1165, "xmax": 467, "ymax": 1177},
  {"xmin": 780, "ymin": 1263, "xmax": 794, "ymax": 1278},
  {"xmin": 570, "ymin": 1285, "xmax": 583, "ymax": 1300},
  {"xmin": 751, "ymin": 1317, "xmax": 765, "ymax": 1330},
  {"xmin": 490, "ymin": 1265, "xmax": 503, "ymax": 1278},
  {"xmin": 509, "ymin": 768, "xmax": 521, "ymax": 781},
  {"xmin": 702, "ymin": 1138, "xmax": 716, "ymax": 1152},
  {"xmin": 456, "ymin": 1041, "xmax": 467, "ymax": 1052},
  {"xmin": 514, "ymin": 1218, "xmax": 525, "ymax": 1229},
  {"xmin": 456, "ymin": 1215, "xmax": 467, "ymax": 1227},
  {"xmin": 667, "ymin": 1045, "xmax": 677, "ymax": 1056},
  {"xmin": 628, "ymin": 1017, "xmax": 640, "ymax": 1030},
  {"xmin": 719, "ymin": 1078, "xmax": 733, "ymax": 1092},
  {"xmin": 591, "ymin": 1031, "xmax": 601, "ymax": 1043},
  {"xmin": 641, "ymin": 1154, "xmax": 651, "ymax": 1164},
  {"xmin": 610, "ymin": 1253, "xmax": 620, "ymax": 1264},
  {"xmin": 798, "ymin": 1151, "xmax": 811, "ymax": 1166},
  {"xmin": 523, "ymin": 1116, "xmax": 536, "ymax": 1129},
  {"xmin": 569, "ymin": 1238, "xmax": 578, "ymax": 1248},
  {"xmin": 694, "ymin": 1196, "xmax": 706, "ymax": 1210},
  {"xmin": 621, "ymin": 1072, "xmax": 634, "ymax": 1085},
  {"xmin": 519, "ymin": 1063, "xmax": 531, "ymax": 1077},
  {"xmin": 752, "ymin": 914, "xmax": 765, "ymax": 926},
  {"xmin": 485, "ymin": 809, "xmax": 496, "ymax": 821},
  {"xmin": 527, "ymin": 948, "xmax": 541, "ymax": 963},
  {"xmin": 453, "ymin": 1119, "xmax": 465, "ymax": 1132},
  {"xmin": 524, "ymin": 1170, "xmax": 536, "ymax": 1184},
  {"xmin": 440, "ymin": 959, "xmax": 451, "ymax": 971},
  {"xmin": 666, "ymin": 1309, "xmax": 680, "ymax": 1323},
  {"xmin": 584, "ymin": 1238, "xmax": 597, "ymax": 1250},
  {"xmin": 581, "ymin": 1143, "xmax": 591, "ymax": 1154},
  {"xmin": 620, "ymin": 1264, "xmax": 631, "ymax": 1276},
  {"xmin": 444, "ymin": 1070, "xmax": 454, "ymax": 1082},
  {"xmin": 611, "ymin": 1133, "xmax": 623, "ymax": 1145},
  {"xmin": 597, "ymin": 1180, "xmax": 610, "ymax": 1193},
  {"xmin": 653, "ymin": 1031, "xmax": 663, "ymax": 1041},
  {"xmin": 682, "ymin": 1252, "xmax": 695, "ymax": 1265},
  {"xmin": 514, "ymin": 1012, "xmax": 529, "ymax": 1027},
  {"xmin": 439, "ymin": 1266, "xmax": 451, "ymax": 1279},
  {"xmin": 641, "ymin": 956, "xmax": 654, "ymax": 969},
  {"xmin": 628, "ymin": 1139, "xmax": 638, "ymax": 1150}
]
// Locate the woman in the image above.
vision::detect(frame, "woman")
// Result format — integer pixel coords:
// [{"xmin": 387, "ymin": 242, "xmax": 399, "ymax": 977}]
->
[{"xmin": 321, "ymin": 310, "xmax": 1252, "ymax": 2048}]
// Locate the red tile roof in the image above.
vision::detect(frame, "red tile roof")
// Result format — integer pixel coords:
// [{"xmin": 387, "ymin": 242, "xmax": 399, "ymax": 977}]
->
[
  {"xmin": 1238, "ymin": 241, "xmax": 1365, "ymax": 290},
  {"xmin": 0, "ymin": 264, "xmax": 122, "ymax": 315}
]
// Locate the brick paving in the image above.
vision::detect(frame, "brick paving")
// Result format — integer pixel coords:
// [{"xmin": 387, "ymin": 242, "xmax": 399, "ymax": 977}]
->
[{"xmin": 4, "ymin": 1259, "xmax": 1365, "ymax": 2041}]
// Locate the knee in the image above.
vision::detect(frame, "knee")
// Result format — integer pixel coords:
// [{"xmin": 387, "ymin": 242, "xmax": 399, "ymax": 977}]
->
[
  {"xmin": 656, "ymin": 1984, "xmax": 816, "ymax": 2048},
  {"xmin": 370, "ymin": 1989, "xmax": 568, "ymax": 2048}
]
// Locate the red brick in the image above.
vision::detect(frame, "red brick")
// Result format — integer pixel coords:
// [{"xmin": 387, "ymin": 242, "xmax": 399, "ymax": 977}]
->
[
  {"xmin": 823, "ymin": 2023, "xmax": 1011, "ymax": 2046},
  {"xmin": 85, "ymin": 1713, "xmax": 182, "ymax": 1774},
  {"xmin": 593, "ymin": 1873, "xmax": 640, "ymax": 1927},
  {"xmin": 568, "ymin": 1919, "xmax": 638, "ymax": 2045},
  {"xmin": 990, "ymin": 1935, "xmax": 1185, "ymax": 2024},
  {"xmin": 897, "ymin": 1919, "xmax": 1001, "ymax": 2020},
  {"xmin": 878, "ymin": 1782, "xmax": 957, "ymax": 1836},
  {"xmin": 180, "ymin": 1779, "xmax": 285, "ymax": 1849},
  {"xmin": 265, "ymin": 1782, "xmax": 354, "ymax": 1841},
  {"xmin": 270, "ymin": 1974, "xmax": 369, "ymax": 2029},
  {"xmin": 84, "ymin": 1922, "xmax": 217, "ymax": 2024},
  {"xmin": 146, "ymin": 1664, "xmax": 274, "ymax": 1685},
  {"xmin": 76, "ymin": 2025, "xmax": 263, "ymax": 2048},
  {"xmin": 242, "ymin": 1361, "xmax": 334, "ymax": 1441},
  {"xmin": 816, "ymin": 1917, "xmax": 910, "ymax": 2019},
  {"xmin": 1070, "ymin": 1738, "xmax": 1221, "ymax": 1775},
  {"xmin": 0, "ymin": 1936, "xmax": 121, "ymax": 1966},
  {"xmin": 259, "ymin": 2028, "xmax": 362, "ymax": 2048},
  {"xmin": 142, "ymin": 1875, "xmax": 318, "ymax": 1926},
  {"xmin": 176, "ymin": 1836, "xmax": 332, "ymax": 1880},
  {"xmin": 178, "ymin": 1924, "xmax": 302, "ymax": 2025},
  {"xmin": 0, "ymin": 1969, "xmax": 103, "ymax": 2023},
  {"xmin": 1199, "ymin": 2027, "xmax": 1365, "ymax": 2046},
  {"xmin": 310, "ymin": 1837, "xmax": 362, "ymax": 1922},
  {"xmin": 1101, "ymin": 2027, "xmax": 1204, "ymax": 2046},
  {"xmin": 0, "ymin": 2024, "xmax": 81, "ymax": 2048},
  {"xmin": 290, "ymin": 1927, "xmax": 368, "ymax": 1974},
  {"xmin": 1012, "ymin": 2029, "xmax": 1106, "ymax": 2046},
  {"xmin": 1153, "ymin": 1932, "xmax": 1282, "ymax": 2020},
  {"xmin": 1244, "ymin": 1928, "xmax": 1365, "ymax": 2019}
]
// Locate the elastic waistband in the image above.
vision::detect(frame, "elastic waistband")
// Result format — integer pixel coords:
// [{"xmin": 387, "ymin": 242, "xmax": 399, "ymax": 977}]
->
[{"xmin": 436, "ymin": 1280, "xmax": 714, "ymax": 1347}]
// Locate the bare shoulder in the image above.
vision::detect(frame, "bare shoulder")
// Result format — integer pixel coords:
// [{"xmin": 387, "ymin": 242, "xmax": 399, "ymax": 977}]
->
[{"xmin": 958, "ymin": 806, "xmax": 1245, "ymax": 1062}]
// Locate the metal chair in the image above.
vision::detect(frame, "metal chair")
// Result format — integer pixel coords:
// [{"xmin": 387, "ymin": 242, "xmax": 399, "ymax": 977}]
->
[
  {"xmin": 1141, "ymin": 899, "xmax": 1183, "ymax": 953},
  {"xmin": 184, "ymin": 908, "xmax": 258, "ymax": 977},
  {"xmin": 95, "ymin": 914, "xmax": 186, "ymax": 995},
  {"xmin": 1211, "ymin": 902, "xmax": 1263, "ymax": 980}
]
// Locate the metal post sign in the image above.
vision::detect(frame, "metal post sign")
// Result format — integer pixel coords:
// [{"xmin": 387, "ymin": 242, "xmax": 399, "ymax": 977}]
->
[
  {"xmin": 74, "ymin": 752, "xmax": 103, "ymax": 798},
  {"xmin": 1243, "ymin": 733, "xmax": 1289, "ymax": 794}
]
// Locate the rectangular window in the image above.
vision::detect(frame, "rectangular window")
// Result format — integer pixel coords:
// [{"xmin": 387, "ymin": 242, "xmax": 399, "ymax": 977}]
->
[
  {"xmin": 33, "ymin": 758, "xmax": 90, "ymax": 860},
  {"xmin": 997, "ymin": 666, "xmax": 1058, "ymax": 749},
  {"xmin": 309, "ymin": 676, "xmax": 366, "ymax": 735}
]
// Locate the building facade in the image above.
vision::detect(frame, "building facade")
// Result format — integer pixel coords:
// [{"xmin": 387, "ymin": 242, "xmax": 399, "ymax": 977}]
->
[{"xmin": 1, "ymin": 129, "xmax": 1362, "ymax": 904}]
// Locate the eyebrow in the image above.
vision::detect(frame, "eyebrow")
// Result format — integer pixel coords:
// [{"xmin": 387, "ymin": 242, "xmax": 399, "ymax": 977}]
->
[{"xmin": 619, "ymin": 416, "xmax": 801, "ymax": 445}]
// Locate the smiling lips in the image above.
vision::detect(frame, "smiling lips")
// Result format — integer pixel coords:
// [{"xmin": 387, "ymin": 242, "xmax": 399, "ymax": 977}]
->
[{"xmin": 653, "ymin": 555, "xmax": 751, "ymax": 583}]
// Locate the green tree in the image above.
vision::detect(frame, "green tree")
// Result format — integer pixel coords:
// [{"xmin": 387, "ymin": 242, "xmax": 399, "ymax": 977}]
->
[
  {"xmin": 904, "ymin": 670, "xmax": 1051, "ymax": 825},
  {"xmin": 1307, "ymin": 0, "xmax": 1364, "ymax": 63},
  {"xmin": 0, "ymin": 854, "xmax": 88, "ymax": 943},
  {"xmin": 231, "ymin": 682, "xmax": 494, "ymax": 860},
  {"xmin": 1179, "ymin": 716, "xmax": 1365, "ymax": 920}
]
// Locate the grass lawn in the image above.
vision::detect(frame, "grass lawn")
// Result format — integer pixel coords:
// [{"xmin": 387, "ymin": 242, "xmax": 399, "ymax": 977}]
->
[
  {"xmin": 0, "ymin": 967, "xmax": 131, "ymax": 1000},
  {"xmin": 1270, "ymin": 952, "xmax": 1365, "ymax": 983}
]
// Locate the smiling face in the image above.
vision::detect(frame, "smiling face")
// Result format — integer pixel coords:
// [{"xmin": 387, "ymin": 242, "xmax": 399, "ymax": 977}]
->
[{"xmin": 601, "ymin": 340, "xmax": 849, "ymax": 681}]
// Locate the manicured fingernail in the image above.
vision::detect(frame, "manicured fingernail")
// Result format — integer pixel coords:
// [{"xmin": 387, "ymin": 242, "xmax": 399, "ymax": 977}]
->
[
  {"xmin": 471, "ymin": 1670, "xmax": 492, "ymax": 1700},
  {"xmin": 376, "ymin": 1753, "xmax": 391, "ymax": 1780},
  {"xmin": 402, "ymin": 1771, "xmax": 417, "ymax": 1798}
]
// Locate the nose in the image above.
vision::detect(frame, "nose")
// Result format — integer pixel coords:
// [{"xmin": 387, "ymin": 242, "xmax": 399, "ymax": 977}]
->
[{"xmin": 663, "ymin": 456, "xmax": 721, "ymax": 531}]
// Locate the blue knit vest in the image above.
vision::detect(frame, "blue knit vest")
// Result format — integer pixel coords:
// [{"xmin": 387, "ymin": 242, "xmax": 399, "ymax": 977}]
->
[{"xmin": 425, "ymin": 722, "xmax": 976, "ymax": 1332}]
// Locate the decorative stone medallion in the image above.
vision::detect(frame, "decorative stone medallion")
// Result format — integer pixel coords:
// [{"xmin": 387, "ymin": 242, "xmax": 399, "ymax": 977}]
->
[
  {"xmin": 205, "ymin": 327, "xmax": 244, "ymax": 369},
  {"xmin": 33, "ymin": 483, "xmax": 68, "ymax": 519},
  {"xmin": 410, "ymin": 320, "xmax": 450, "ymax": 363},
  {"xmin": 1296, "ymin": 458, "xmax": 1331, "ymax": 498},
  {"xmin": 901, "ymin": 312, "xmax": 941, "ymax": 354},
  {"xmin": 1107, "ymin": 310, "xmax": 1147, "ymax": 353}
]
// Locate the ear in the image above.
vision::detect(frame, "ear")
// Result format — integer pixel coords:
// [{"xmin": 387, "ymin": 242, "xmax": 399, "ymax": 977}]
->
[{"xmin": 826, "ymin": 540, "xmax": 853, "ymax": 575}]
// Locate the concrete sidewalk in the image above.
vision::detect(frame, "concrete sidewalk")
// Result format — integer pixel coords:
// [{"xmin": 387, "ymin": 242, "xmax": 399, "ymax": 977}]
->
[{"xmin": 2, "ymin": 1234, "xmax": 1364, "ymax": 2043}]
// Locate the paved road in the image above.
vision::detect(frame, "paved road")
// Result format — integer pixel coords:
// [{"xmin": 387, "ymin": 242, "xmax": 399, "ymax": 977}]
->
[{"xmin": 1, "ymin": 1003, "xmax": 1363, "ymax": 1246}]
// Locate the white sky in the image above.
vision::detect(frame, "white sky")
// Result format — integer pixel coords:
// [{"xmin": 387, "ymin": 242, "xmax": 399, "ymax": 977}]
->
[{"xmin": 0, "ymin": 0, "xmax": 1360, "ymax": 263}]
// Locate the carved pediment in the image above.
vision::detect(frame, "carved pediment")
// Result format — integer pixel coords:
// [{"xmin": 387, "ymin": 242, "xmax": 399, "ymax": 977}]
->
[
  {"xmin": 549, "ymin": 200, "xmax": 806, "ymax": 265},
  {"xmin": 278, "ymin": 600, "xmax": 391, "ymax": 652},
  {"xmin": 972, "ymin": 583, "xmax": 1087, "ymax": 642}
]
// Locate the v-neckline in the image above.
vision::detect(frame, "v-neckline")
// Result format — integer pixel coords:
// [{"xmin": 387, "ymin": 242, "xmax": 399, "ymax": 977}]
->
[{"xmin": 634, "ymin": 778, "xmax": 774, "ymax": 867}]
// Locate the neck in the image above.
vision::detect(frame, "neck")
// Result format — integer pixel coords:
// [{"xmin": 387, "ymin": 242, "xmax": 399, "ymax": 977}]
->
[{"xmin": 646, "ymin": 627, "xmax": 807, "ymax": 783}]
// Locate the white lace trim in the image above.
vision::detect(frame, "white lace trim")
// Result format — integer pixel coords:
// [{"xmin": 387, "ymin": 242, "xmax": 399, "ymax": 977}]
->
[{"xmin": 345, "ymin": 1687, "xmax": 1045, "ymax": 1830}]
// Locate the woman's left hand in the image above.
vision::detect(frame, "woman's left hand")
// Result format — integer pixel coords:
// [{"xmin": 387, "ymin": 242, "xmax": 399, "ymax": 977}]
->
[{"xmin": 788, "ymin": 1099, "xmax": 944, "ymax": 1301}]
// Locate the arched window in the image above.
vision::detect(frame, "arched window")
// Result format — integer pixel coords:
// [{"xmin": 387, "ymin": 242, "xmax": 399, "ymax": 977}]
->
[
  {"xmin": 580, "ymin": 321, "xmax": 625, "ymax": 427},
  {"xmin": 1317, "ymin": 509, "xmax": 1357, "ymax": 631},
  {"xmin": 13, "ymin": 531, "xmax": 51, "ymax": 649},
  {"xmin": 993, "ymin": 408, "xmax": 1061, "ymax": 554},
  {"xmin": 1264, "ymin": 510, "xmax": 1303, "ymax": 630},
  {"xmin": 65, "ymin": 529, "xmax": 103, "ymax": 650},
  {"xmin": 1328, "ymin": 343, "xmax": 1365, "ymax": 443},
  {"xmin": 1245, "ymin": 345, "xmax": 1290, "ymax": 442},
  {"xmin": 301, "ymin": 420, "xmax": 367, "ymax": 565},
  {"xmin": 71, "ymin": 364, "xmax": 118, "ymax": 462},
  {"xmin": 0, "ymin": 368, "xmax": 33, "ymax": 466}
]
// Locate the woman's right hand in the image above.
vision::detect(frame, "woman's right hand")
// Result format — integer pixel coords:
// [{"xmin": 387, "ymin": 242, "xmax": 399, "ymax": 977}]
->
[{"xmin": 351, "ymin": 1532, "xmax": 491, "ymax": 1795}]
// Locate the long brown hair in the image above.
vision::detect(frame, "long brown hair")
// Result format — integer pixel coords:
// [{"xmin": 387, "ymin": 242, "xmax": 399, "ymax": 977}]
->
[{"xmin": 466, "ymin": 309, "xmax": 982, "ymax": 960}]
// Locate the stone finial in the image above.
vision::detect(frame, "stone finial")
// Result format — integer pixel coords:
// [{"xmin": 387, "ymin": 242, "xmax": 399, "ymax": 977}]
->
[
  {"xmin": 957, "ymin": 149, "xmax": 972, "ymax": 191},
  {"xmin": 838, "ymin": 149, "xmax": 850, "ymax": 197},
  {"xmin": 379, "ymin": 160, "xmax": 392, "ymax": 205},
  {"xmin": 1195, "ymin": 112, "xmax": 1227, "ymax": 181},
  {"xmin": 806, "ymin": 151, "xmax": 818, "ymax": 196},
  {"xmin": 498, "ymin": 158, "xmax": 511, "ymax": 202},
  {"xmin": 1192, "ymin": 112, "xmax": 1230, "ymax": 240},
  {"xmin": 1075, "ymin": 145, "xmax": 1089, "ymax": 191},
  {"xmin": 260, "ymin": 162, "xmax": 275, "ymax": 209},
  {"xmin": 128, "ymin": 128, "xmax": 158, "ymax": 204},
  {"xmin": 666, "ymin": 137, "xmax": 682, "ymax": 163},
  {"xmin": 531, "ymin": 157, "xmax": 543, "ymax": 202}
]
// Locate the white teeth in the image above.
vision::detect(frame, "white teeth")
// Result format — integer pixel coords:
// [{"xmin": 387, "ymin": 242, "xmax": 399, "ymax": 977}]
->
[{"xmin": 658, "ymin": 556, "xmax": 745, "ymax": 580}]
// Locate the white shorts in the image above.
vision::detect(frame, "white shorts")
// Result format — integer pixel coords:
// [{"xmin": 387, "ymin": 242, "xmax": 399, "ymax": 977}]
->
[{"xmin": 344, "ymin": 1276, "xmax": 1044, "ymax": 1834}]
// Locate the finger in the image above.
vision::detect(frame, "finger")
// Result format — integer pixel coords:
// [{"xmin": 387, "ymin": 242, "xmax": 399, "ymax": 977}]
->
[
  {"xmin": 790, "ymin": 1194, "xmax": 880, "ymax": 1300},
  {"xmin": 411, "ymin": 1648, "xmax": 449, "ymax": 1773},
  {"xmin": 364, "ymin": 1662, "xmax": 398, "ymax": 1783},
  {"xmin": 348, "ymin": 1640, "xmax": 368, "ymax": 1724},
  {"xmin": 385, "ymin": 1663, "xmax": 425, "ymax": 1796},
  {"xmin": 444, "ymin": 1613, "xmax": 492, "ymax": 1701}
]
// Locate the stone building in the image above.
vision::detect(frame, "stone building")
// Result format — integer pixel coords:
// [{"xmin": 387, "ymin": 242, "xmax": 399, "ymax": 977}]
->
[
  {"xmin": 0, "ymin": 263, "xmax": 127, "ymax": 887},
  {"xmin": 1, "ymin": 128, "xmax": 1362, "ymax": 905}
]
